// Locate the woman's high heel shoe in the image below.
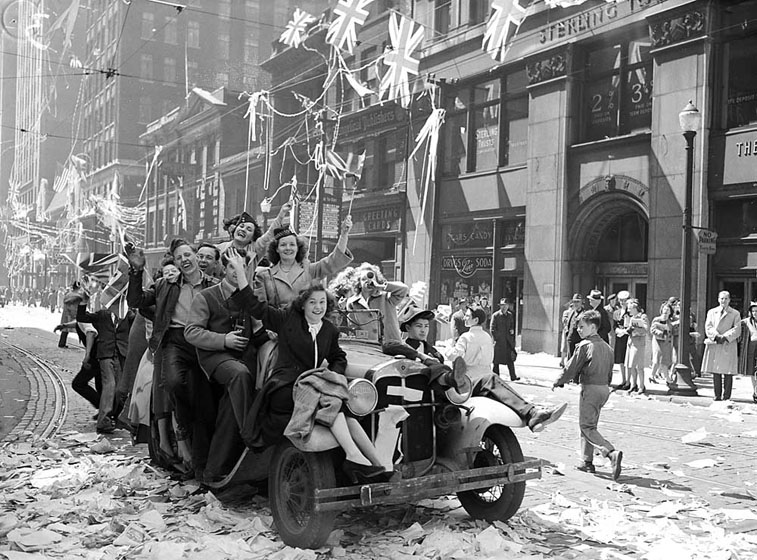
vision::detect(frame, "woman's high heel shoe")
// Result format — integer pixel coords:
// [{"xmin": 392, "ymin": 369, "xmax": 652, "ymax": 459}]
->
[{"xmin": 342, "ymin": 460, "xmax": 389, "ymax": 485}]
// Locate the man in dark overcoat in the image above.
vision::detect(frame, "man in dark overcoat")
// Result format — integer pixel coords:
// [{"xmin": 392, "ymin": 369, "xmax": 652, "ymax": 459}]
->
[{"xmin": 491, "ymin": 297, "xmax": 519, "ymax": 381}]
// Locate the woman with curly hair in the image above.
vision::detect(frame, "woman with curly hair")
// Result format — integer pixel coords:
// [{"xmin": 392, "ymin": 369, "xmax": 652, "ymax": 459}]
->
[
  {"xmin": 253, "ymin": 216, "xmax": 354, "ymax": 309},
  {"xmin": 620, "ymin": 298, "xmax": 648, "ymax": 394},
  {"xmin": 241, "ymin": 281, "xmax": 388, "ymax": 483},
  {"xmin": 650, "ymin": 297, "xmax": 677, "ymax": 385}
]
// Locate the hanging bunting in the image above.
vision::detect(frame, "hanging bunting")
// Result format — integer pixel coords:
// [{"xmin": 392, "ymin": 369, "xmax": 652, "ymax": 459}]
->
[
  {"xmin": 482, "ymin": 0, "xmax": 530, "ymax": 62},
  {"xmin": 335, "ymin": 50, "xmax": 375, "ymax": 98},
  {"xmin": 325, "ymin": 0, "xmax": 374, "ymax": 54},
  {"xmin": 279, "ymin": 8, "xmax": 316, "ymax": 49},
  {"xmin": 378, "ymin": 13, "xmax": 423, "ymax": 109},
  {"xmin": 313, "ymin": 142, "xmax": 349, "ymax": 181},
  {"xmin": 409, "ymin": 107, "xmax": 445, "ymax": 229}
]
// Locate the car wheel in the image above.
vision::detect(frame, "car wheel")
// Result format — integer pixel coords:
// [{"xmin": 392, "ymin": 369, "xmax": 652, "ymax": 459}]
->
[
  {"xmin": 269, "ymin": 442, "xmax": 337, "ymax": 549},
  {"xmin": 457, "ymin": 425, "xmax": 526, "ymax": 522}
]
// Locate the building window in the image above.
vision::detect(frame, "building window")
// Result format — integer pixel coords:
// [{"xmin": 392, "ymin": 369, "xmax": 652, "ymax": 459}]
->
[
  {"xmin": 727, "ymin": 36, "xmax": 757, "ymax": 128},
  {"xmin": 138, "ymin": 96, "xmax": 152, "ymax": 123},
  {"xmin": 141, "ymin": 12, "xmax": 154, "ymax": 40},
  {"xmin": 442, "ymin": 68, "xmax": 529, "ymax": 176},
  {"xmin": 187, "ymin": 21, "xmax": 200, "ymax": 48},
  {"xmin": 164, "ymin": 17, "xmax": 177, "ymax": 44},
  {"xmin": 218, "ymin": 31, "xmax": 230, "ymax": 59},
  {"xmin": 219, "ymin": 0, "xmax": 231, "ymax": 19},
  {"xmin": 244, "ymin": 36, "xmax": 259, "ymax": 64},
  {"xmin": 434, "ymin": 0, "xmax": 451, "ymax": 35},
  {"xmin": 469, "ymin": 0, "xmax": 489, "ymax": 25},
  {"xmin": 582, "ymin": 37, "xmax": 652, "ymax": 142},
  {"xmin": 139, "ymin": 53, "xmax": 153, "ymax": 80},
  {"xmin": 215, "ymin": 72, "xmax": 229, "ymax": 87},
  {"xmin": 164, "ymin": 57, "xmax": 176, "ymax": 83}
]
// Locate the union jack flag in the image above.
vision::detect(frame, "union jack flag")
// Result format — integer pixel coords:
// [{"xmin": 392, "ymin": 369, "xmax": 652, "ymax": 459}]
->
[
  {"xmin": 378, "ymin": 14, "xmax": 423, "ymax": 108},
  {"xmin": 326, "ymin": 0, "xmax": 374, "ymax": 54},
  {"xmin": 77, "ymin": 252, "xmax": 120, "ymax": 272},
  {"xmin": 279, "ymin": 8, "xmax": 316, "ymax": 49},
  {"xmin": 482, "ymin": 0, "xmax": 530, "ymax": 62},
  {"xmin": 314, "ymin": 142, "xmax": 349, "ymax": 181},
  {"xmin": 100, "ymin": 253, "xmax": 130, "ymax": 317}
]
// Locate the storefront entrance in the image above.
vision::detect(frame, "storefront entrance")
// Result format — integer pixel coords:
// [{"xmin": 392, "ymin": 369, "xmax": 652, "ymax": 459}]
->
[
  {"xmin": 718, "ymin": 278, "xmax": 757, "ymax": 316},
  {"xmin": 569, "ymin": 192, "xmax": 649, "ymax": 311}
]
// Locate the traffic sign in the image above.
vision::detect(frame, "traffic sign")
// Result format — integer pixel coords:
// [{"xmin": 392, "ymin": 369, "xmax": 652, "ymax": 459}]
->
[{"xmin": 697, "ymin": 229, "xmax": 717, "ymax": 255}]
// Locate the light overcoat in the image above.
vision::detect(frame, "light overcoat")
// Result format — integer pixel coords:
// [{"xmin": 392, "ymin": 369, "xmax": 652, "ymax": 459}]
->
[{"xmin": 701, "ymin": 305, "xmax": 741, "ymax": 375}]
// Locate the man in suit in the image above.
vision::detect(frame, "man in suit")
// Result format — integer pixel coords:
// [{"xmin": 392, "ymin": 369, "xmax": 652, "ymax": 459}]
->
[
  {"xmin": 76, "ymin": 293, "xmax": 134, "ymax": 433},
  {"xmin": 491, "ymin": 297, "xmax": 518, "ymax": 381},
  {"xmin": 701, "ymin": 290, "xmax": 741, "ymax": 401},
  {"xmin": 184, "ymin": 248, "xmax": 268, "ymax": 481},
  {"xmin": 451, "ymin": 298, "xmax": 470, "ymax": 340},
  {"xmin": 586, "ymin": 289, "xmax": 613, "ymax": 344}
]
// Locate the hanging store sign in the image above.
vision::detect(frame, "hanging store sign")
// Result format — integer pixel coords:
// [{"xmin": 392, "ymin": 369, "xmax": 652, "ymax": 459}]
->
[
  {"xmin": 441, "ymin": 255, "xmax": 493, "ymax": 279},
  {"xmin": 698, "ymin": 229, "xmax": 717, "ymax": 255},
  {"xmin": 350, "ymin": 204, "xmax": 402, "ymax": 235},
  {"xmin": 339, "ymin": 103, "xmax": 406, "ymax": 140}
]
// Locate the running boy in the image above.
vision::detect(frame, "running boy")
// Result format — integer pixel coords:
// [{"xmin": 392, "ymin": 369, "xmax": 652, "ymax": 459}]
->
[{"xmin": 553, "ymin": 309, "xmax": 623, "ymax": 480}]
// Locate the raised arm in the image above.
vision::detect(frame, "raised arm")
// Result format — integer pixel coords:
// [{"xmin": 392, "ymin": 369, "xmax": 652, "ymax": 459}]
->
[{"xmin": 253, "ymin": 202, "xmax": 292, "ymax": 260}]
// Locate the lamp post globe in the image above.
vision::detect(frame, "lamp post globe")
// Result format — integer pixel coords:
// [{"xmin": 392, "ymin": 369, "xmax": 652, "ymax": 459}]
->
[{"xmin": 669, "ymin": 101, "xmax": 700, "ymax": 396}]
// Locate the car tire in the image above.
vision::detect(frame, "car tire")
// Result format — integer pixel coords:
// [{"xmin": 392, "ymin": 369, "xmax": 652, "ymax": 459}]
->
[
  {"xmin": 269, "ymin": 441, "xmax": 337, "ymax": 549},
  {"xmin": 457, "ymin": 425, "xmax": 526, "ymax": 522}
]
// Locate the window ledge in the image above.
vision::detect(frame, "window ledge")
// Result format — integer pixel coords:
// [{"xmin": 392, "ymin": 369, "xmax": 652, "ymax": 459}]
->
[
  {"xmin": 570, "ymin": 131, "xmax": 651, "ymax": 151},
  {"xmin": 441, "ymin": 163, "xmax": 527, "ymax": 181}
]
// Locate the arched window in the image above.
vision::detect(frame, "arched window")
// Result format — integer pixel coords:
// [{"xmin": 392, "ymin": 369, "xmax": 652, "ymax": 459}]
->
[{"xmin": 596, "ymin": 212, "xmax": 648, "ymax": 262}]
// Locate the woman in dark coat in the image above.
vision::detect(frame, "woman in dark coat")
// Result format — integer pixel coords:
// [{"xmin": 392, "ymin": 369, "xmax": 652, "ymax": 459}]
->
[{"xmin": 241, "ymin": 278, "xmax": 386, "ymax": 482}]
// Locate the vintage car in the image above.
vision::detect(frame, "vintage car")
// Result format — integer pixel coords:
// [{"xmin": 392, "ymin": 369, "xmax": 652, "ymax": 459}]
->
[{"xmin": 147, "ymin": 309, "xmax": 542, "ymax": 549}]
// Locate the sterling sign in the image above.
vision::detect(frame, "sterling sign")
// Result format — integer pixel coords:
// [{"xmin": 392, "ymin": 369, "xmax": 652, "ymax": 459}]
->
[{"xmin": 697, "ymin": 229, "xmax": 718, "ymax": 255}]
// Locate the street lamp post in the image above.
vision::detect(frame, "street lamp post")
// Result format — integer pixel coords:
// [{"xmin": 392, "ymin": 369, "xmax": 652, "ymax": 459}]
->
[{"xmin": 669, "ymin": 101, "xmax": 701, "ymax": 396}]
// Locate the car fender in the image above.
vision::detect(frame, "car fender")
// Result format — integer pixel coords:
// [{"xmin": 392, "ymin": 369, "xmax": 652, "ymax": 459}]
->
[
  {"xmin": 288, "ymin": 425, "xmax": 340, "ymax": 453},
  {"xmin": 438, "ymin": 397, "xmax": 527, "ymax": 469}
]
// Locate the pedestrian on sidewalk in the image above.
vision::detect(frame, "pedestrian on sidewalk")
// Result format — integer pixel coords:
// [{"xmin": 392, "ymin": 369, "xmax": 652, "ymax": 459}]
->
[
  {"xmin": 491, "ymin": 297, "xmax": 519, "ymax": 381},
  {"xmin": 622, "ymin": 298, "xmax": 648, "ymax": 394},
  {"xmin": 650, "ymin": 297, "xmax": 677, "ymax": 385},
  {"xmin": 612, "ymin": 290, "xmax": 631, "ymax": 389},
  {"xmin": 553, "ymin": 309, "xmax": 623, "ymax": 480},
  {"xmin": 564, "ymin": 293, "xmax": 585, "ymax": 360},
  {"xmin": 738, "ymin": 302, "xmax": 757, "ymax": 404},
  {"xmin": 586, "ymin": 290, "xmax": 612, "ymax": 344},
  {"xmin": 702, "ymin": 290, "xmax": 741, "ymax": 401}
]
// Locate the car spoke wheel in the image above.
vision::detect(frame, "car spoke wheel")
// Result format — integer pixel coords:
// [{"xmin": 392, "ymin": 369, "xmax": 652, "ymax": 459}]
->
[
  {"xmin": 457, "ymin": 425, "xmax": 525, "ymax": 522},
  {"xmin": 269, "ymin": 442, "xmax": 337, "ymax": 549}
]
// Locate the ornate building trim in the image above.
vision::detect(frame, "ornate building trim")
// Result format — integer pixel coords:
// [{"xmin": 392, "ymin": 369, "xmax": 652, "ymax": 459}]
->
[
  {"xmin": 649, "ymin": 10, "xmax": 706, "ymax": 49},
  {"xmin": 525, "ymin": 49, "xmax": 570, "ymax": 86}
]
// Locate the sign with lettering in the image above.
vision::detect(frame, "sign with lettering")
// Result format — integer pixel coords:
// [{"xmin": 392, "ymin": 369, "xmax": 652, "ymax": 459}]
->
[
  {"xmin": 296, "ymin": 194, "xmax": 341, "ymax": 239},
  {"xmin": 698, "ymin": 229, "xmax": 717, "ymax": 255},
  {"xmin": 538, "ymin": 0, "xmax": 662, "ymax": 45},
  {"xmin": 441, "ymin": 255, "xmax": 493, "ymax": 279},
  {"xmin": 723, "ymin": 130, "xmax": 757, "ymax": 185},
  {"xmin": 351, "ymin": 204, "xmax": 402, "ymax": 235},
  {"xmin": 442, "ymin": 222, "xmax": 494, "ymax": 251},
  {"xmin": 339, "ymin": 103, "xmax": 406, "ymax": 140},
  {"xmin": 578, "ymin": 175, "xmax": 648, "ymax": 206}
]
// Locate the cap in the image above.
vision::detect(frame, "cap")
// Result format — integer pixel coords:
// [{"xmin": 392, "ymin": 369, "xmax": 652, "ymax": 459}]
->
[
  {"xmin": 63, "ymin": 291, "xmax": 83, "ymax": 304},
  {"xmin": 398, "ymin": 302, "xmax": 436, "ymax": 332},
  {"xmin": 570, "ymin": 293, "xmax": 583, "ymax": 303},
  {"xmin": 587, "ymin": 289, "xmax": 603, "ymax": 301},
  {"xmin": 273, "ymin": 227, "xmax": 297, "ymax": 241},
  {"xmin": 617, "ymin": 290, "xmax": 631, "ymax": 300},
  {"xmin": 500, "ymin": 297, "xmax": 513, "ymax": 304},
  {"xmin": 236, "ymin": 211, "xmax": 256, "ymax": 226}
]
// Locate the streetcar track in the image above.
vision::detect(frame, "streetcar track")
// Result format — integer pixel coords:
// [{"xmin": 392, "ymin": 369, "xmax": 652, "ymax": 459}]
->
[{"xmin": 1, "ymin": 339, "xmax": 69, "ymax": 440}]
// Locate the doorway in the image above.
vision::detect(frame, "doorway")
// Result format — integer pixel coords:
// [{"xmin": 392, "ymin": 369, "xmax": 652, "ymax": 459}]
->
[
  {"xmin": 495, "ymin": 275, "xmax": 524, "ymax": 345},
  {"xmin": 718, "ymin": 278, "xmax": 757, "ymax": 316}
]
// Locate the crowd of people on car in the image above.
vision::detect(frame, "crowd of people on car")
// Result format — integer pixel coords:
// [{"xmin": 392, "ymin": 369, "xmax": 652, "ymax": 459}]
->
[{"xmin": 55, "ymin": 205, "xmax": 566, "ymax": 485}]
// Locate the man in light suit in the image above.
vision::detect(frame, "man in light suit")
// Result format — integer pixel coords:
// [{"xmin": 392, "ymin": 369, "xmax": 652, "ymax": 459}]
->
[{"xmin": 701, "ymin": 291, "xmax": 741, "ymax": 401}]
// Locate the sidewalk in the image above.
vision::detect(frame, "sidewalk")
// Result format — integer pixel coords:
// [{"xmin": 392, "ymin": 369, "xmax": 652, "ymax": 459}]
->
[{"xmin": 514, "ymin": 350, "xmax": 756, "ymax": 407}]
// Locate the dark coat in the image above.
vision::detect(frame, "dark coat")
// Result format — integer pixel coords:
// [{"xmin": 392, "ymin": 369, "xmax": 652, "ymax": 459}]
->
[
  {"xmin": 76, "ymin": 306, "xmax": 134, "ymax": 360},
  {"xmin": 184, "ymin": 283, "xmax": 268, "ymax": 378},
  {"xmin": 127, "ymin": 270, "xmax": 217, "ymax": 352},
  {"xmin": 491, "ymin": 309, "xmax": 516, "ymax": 364},
  {"xmin": 591, "ymin": 304, "xmax": 613, "ymax": 344},
  {"xmin": 241, "ymin": 305, "xmax": 347, "ymax": 448}
]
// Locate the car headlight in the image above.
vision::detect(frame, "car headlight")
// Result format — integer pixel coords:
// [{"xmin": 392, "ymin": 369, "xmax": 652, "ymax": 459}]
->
[
  {"xmin": 346, "ymin": 378, "xmax": 378, "ymax": 416},
  {"xmin": 444, "ymin": 374, "xmax": 472, "ymax": 405}
]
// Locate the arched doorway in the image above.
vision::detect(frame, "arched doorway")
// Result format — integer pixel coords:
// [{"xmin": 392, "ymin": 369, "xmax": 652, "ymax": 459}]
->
[{"xmin": 569, "ymin": 193, "xmax": 649, "ymax": 311}]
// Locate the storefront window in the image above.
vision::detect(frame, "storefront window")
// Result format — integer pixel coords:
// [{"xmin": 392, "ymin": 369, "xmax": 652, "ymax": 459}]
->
[
  {"xmin": 582, "ymin": 38, "xmax": 652, "ymax": 141},
  {"xmin": 439, "ymin": 255, "xmax": 493, "ymax": 307},
  {"xmin": 727, "ymin": 37, "xmax": 757, "ymax": 128},
  {"xmin": 442, "ymin": 70, "xmax": 529, "ymax": 176},
  {"xmin": 713, "ymin": 199, "xmax": 757, "ymax": 238}
]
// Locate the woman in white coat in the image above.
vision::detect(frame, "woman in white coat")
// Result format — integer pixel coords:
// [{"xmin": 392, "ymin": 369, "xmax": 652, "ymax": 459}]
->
[{"xmin": 701, "ymin": 291, "xmax": 741, "ymax": 401}]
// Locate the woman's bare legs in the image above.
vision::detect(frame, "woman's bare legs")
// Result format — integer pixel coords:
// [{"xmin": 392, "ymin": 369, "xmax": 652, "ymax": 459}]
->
[{"xmin": 329, "ymin": 413, "xmax": 371, "ymax": 466}]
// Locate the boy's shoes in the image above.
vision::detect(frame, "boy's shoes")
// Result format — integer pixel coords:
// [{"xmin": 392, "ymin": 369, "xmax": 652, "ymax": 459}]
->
[
  {"xmin": 575, "ymin": 462, "xmax": 596, "ymax": 473},
  {"xmin": 527, "ymin": 402, "xmax": 568, "ymax": 432},
  {"xmin": 609, "ymin": 450, "xmax": 623, "ymax": 481},
  {"xmin": 450, "ymin": 357, "xmax": 467, "ymax": 391},
  {"xmin": 96, "ymin": 419, "xmax": 115, "ymax": 434},
  {"xmin": 510, "ymin": 376, "xmax": 521, "ymax": 382}
]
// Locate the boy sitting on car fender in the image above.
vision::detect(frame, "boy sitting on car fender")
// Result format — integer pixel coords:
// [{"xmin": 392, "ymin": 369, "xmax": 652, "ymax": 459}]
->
[{"xmin": 399, "ymin": 303, "xmax": 567, "ymax": 433}]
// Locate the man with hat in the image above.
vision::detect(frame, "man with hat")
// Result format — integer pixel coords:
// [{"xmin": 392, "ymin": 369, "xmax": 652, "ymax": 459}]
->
[
  {"xmin": 451, "ymin": 298, "xmax": 469, "ymax": 341},
  {"xmin": 586, "ymin": 289, "xmax": 612, "ymax": 344},
  {"xmin": 565, "ymin": 293, "xmax": 586, "ymax": 360},
  {"xmin": 491, "ymin": 297, "xmax": 518, "ymax": 381}
]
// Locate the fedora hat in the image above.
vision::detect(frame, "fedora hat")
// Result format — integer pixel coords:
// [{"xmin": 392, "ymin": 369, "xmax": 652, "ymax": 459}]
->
[
  {"xmin": 570, "ymin": 293, "xmax": 583, "ymax": 303},
  {"xmin": 587, "ymin": 289, "xmax": 603, "ymax": 301},
  {"xmin": 398, "ymin": 302, "xmax": 435, "ymax": 332}
]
